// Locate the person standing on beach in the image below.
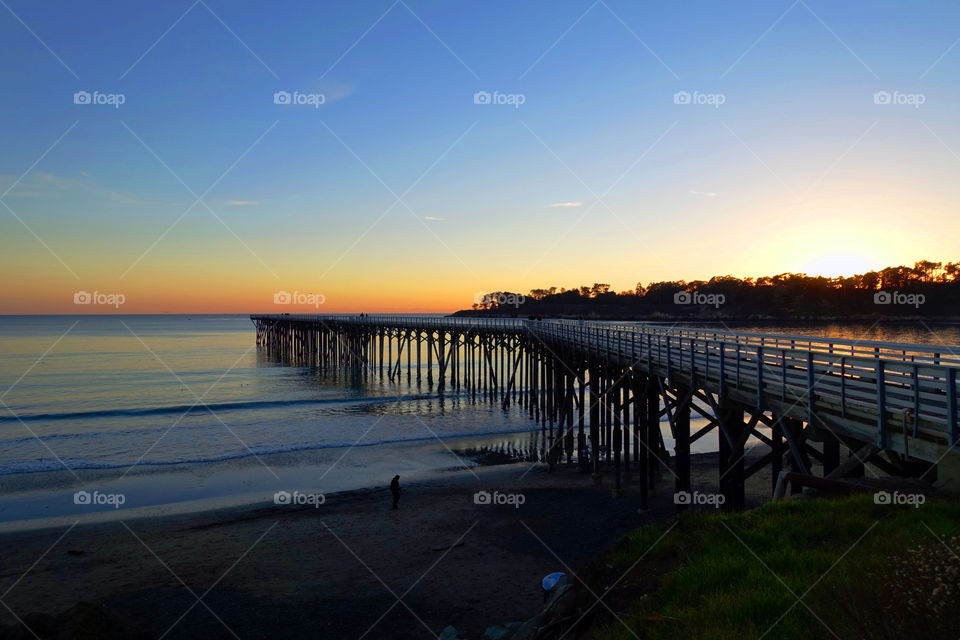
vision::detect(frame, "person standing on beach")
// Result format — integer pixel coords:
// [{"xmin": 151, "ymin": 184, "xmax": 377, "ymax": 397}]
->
[{"xmin": 390, "ymin": 475, "xmax": 401, "ymax": 510}]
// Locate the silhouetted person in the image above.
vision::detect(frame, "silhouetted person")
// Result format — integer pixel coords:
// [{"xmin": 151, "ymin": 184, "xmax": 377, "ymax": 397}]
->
[{"xmin": 390, "ymin": 475, "xmax": 401, "ymax": 510}]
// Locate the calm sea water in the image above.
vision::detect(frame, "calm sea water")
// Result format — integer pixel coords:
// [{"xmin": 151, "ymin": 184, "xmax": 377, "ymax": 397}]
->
[
  {"xmin": 0, "ymin": 315, "xmax": 537, "ymax": 477},
  {"xmin": 1, "ymin": 316, "xmax": 958, "ymax": 478}
]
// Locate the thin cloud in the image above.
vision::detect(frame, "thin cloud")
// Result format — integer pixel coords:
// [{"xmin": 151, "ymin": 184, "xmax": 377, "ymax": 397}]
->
[
  {"xmin": 1, "ymin": 172, "xmax": 143, "ymax": 204},
  {"xmin": 688, "ymin": 189, "xmax": 719, "ymax": 197},
  {"xmin": 225, "ymin": 200, "xmax": 260, "ymax": 206},
  {"xmin": 322, "ymin": 83, "xmax": 355, "ymax": 103},
  {"xmin": 423, "ymin": 216, "xmax": 445, "ymax": 221},
  {"xmin": 546, "ymin": 201, "xmax": 582, "ymax": 208}
]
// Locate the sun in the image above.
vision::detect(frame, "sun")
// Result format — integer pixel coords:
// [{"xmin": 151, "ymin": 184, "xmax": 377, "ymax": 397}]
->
[{"xmin": 803, "ymin": 252, "xmax": 877, "ymax": 278}]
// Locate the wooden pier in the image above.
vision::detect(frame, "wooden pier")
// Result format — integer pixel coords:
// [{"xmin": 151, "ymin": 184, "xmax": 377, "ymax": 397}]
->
[{"xmin": 251, "ymin": 314, "xmax": 960, "ymax": 510}]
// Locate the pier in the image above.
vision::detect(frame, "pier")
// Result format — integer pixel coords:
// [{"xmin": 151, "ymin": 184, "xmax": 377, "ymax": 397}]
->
[{"xmin": 251, "ymin": 314, "xmax": 960, "ymax": 510}]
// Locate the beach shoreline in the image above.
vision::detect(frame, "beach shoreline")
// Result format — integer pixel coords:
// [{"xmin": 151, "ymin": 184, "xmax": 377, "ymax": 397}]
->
[
  {"xmin": 0, "ymin": 429, "xmax": 548, "ymax": 533},
  {"xmin": 0, "ymin": 415, "xmax": 731, "ymax": 533},
  {"xmin": 0, "ymin": 446, "xmax": 775, "ymax": 639}
]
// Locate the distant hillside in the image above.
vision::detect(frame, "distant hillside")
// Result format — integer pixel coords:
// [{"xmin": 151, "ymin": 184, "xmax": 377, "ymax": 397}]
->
[{"xmin": 452, "ymin": 260, "xmax": 960, "ymax": 320}]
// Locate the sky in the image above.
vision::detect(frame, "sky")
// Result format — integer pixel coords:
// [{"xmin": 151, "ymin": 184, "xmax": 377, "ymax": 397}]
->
[{"xmin": 1, "ymin": 0, "xmax": 958, "ymax": 313}]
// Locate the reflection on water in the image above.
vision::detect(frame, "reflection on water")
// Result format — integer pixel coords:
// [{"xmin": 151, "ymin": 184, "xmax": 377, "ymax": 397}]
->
[
  {"xmin": 454, "ymin": 431, "xmax": 545, "ymax": 465},
  {"xmin": 675, "ymin": 322, "xmax": 960, "ymax": 347}
]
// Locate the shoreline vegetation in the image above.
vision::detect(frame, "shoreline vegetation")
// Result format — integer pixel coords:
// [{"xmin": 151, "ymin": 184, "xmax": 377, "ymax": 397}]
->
[
  {"xmin": 567, "ymin": 496, "xmax": 960, "ymax": 640},
  {"xmin": 452, "ymin": 259, "xmax": 960, "ymax": 321}
]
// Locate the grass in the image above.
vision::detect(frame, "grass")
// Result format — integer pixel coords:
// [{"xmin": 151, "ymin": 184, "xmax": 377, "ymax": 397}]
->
[{"xmin": 582, "ymin": 496, "xmax": 960, "ymax": 640}]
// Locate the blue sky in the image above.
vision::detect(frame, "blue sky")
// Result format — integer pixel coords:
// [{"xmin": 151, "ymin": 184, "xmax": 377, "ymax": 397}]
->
[{"xmin": 1, "ymin": 0, "xmax": 958, "ymax": 312}]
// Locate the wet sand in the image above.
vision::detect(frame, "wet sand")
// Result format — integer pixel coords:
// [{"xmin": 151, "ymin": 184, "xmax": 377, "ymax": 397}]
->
[
  {"xmin": 0, "ymin": 431, "xmax": 546, "ymax": 530},
  {"xmin": 0, "ymin": 449, "xmax": 773, "ymax": 639}
]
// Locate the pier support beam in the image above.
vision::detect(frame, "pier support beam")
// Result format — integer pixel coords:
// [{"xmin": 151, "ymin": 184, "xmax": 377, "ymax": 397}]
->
[
  {"xmin": 590, "ymin": 365, "xmax": 601, "ymax": 485},
  {"xmin": 719, "ymin": 399, "xmax": 745, "ymax": 511},
  {"xmin": 822, "ymin": 431, "xmax": 840, "ymax": 477},
  {"xmin": 674, "ymin": 383, "xmax": 691, "ymax": 512},
  {"xmin": 770, "ymin": 419, "xmax": 783, "ymax": 495},
  {"xmin": 646, "ymin": 378, "xmax": 661, "ymax": 490},
  {"xmin": 783, "ymin": 417, "xmax": 809, "ymax": 494},
  {"xmin": 635, "ymin": 375, "xmax": 649, "ymax": 510},
  {"xmin": 622, "ymin": 382, "xmax": 631, "ymax": 483}
]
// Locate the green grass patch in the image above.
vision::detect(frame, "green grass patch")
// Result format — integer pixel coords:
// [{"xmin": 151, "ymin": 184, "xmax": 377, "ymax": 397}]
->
[{"xmin": 590, "ymin": 496, "xmax": 960, "ymax": 640}]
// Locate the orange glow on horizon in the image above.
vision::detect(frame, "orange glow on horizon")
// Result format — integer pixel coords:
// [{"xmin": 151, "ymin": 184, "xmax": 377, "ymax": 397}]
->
[{"xmin": 0, "ymin": 213, "xmax": 951, "ymax": 315}]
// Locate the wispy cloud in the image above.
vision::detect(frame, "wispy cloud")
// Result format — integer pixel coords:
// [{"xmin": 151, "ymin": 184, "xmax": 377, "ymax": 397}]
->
[
  {"xmin": 546, "ymin": 201, "xmax": 582, "ymax": 208},
  {"xmin": 423, "ymin": 216, "xmax": 445, "ymax": 221},
  {"xmin": 688, "ymin": 189, "xmax": 718, "ymax": 197},
  {"xmin": 225, "ymin": 200, "xmax": 260, "ymax": 206},
  {"xmin": 321, "ymin": 83, "xmax": 355, "ymax": 103},
  {"xmin": 1, "ymin": 172, "xmax": 143, "ymax": 204}
]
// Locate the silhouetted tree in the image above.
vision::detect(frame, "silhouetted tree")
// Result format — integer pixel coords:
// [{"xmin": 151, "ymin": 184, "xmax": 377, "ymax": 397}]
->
[{"xmin": 463, "ymin": 259, "xmax": 958, "ymax": 319}]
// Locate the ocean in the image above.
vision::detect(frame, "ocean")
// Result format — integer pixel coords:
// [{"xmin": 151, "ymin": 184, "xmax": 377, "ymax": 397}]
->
[
  {"xmin": 0, "ymin": 314, "xmax": 544, "ymax": 475},
  {"xmin": 1, "ymin": 315, "xmax": 958, "ymax": 527}
]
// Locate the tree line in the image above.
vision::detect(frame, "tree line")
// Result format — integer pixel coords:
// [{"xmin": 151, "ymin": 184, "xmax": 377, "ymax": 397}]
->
[{"xmin": 458, "ymin": 260, "xmax": 960, "ymax": 319}]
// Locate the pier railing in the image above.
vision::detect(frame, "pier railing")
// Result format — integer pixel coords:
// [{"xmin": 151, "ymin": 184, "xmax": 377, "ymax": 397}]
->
[{"xmin": 535, "ymin": 322, "xmax": 959, "ymax": 446}]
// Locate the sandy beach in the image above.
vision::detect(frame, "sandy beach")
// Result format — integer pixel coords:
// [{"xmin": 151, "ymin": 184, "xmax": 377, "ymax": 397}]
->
[{"xmin": 0, "ymin": 446, "xmax": 774, "ymax": 639}]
